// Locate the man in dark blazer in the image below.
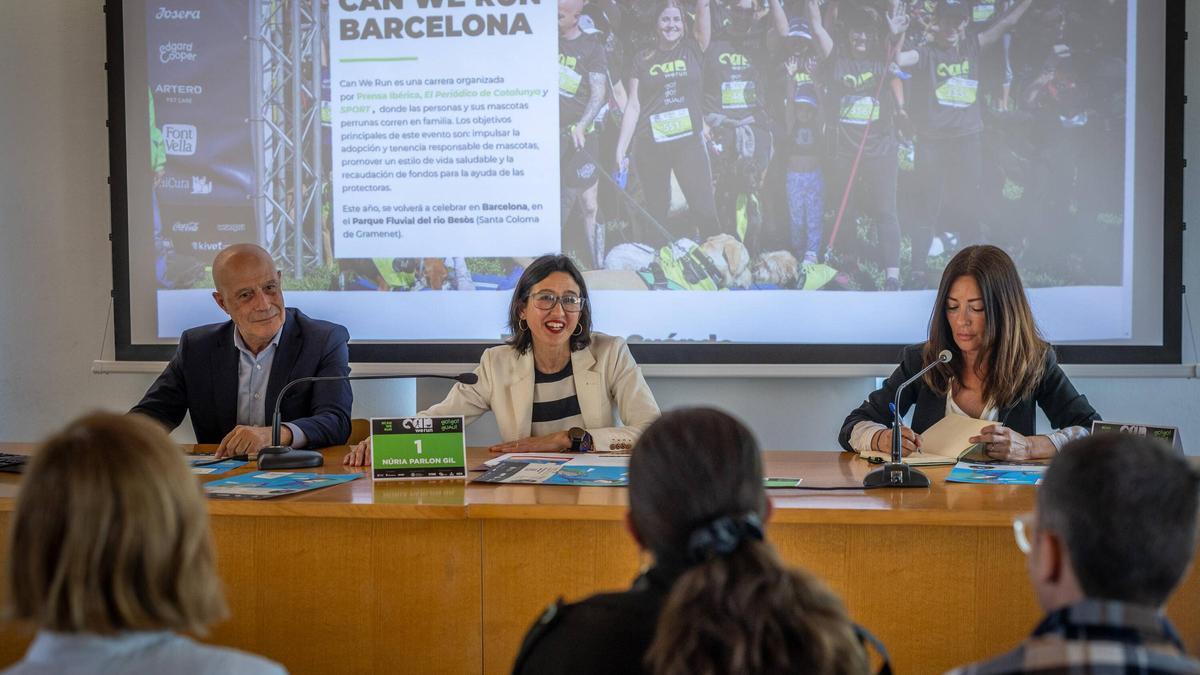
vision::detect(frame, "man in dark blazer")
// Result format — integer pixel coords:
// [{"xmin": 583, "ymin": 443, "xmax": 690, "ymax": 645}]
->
[{"xmin": 131, "ymin": 244, "xmax": 352, "ymax": 457}]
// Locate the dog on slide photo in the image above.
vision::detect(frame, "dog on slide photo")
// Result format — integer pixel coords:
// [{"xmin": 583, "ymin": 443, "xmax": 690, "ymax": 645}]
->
[
  {"xmin": 698, "ymin": 234, "xmax": 753, "ymax": 289},
  {"xmin": 753, "ymin": 250, "xmax": 801, "ymax": 288}
]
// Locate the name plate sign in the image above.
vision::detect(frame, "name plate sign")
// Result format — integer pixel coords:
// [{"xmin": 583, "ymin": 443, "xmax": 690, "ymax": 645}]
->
[
  {"xmin": 1092, "ymin": 421, "xmax": 1184, "ymax": 454},
  {"xmin": 371, "ymin": 416, "xmax": 466, "ymax": 481}
]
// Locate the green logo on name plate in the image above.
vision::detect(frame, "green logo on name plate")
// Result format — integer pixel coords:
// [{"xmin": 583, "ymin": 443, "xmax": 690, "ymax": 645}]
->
[{"xmin": 370, "ymin": 416, "xmax": 466, "ymax": 481}]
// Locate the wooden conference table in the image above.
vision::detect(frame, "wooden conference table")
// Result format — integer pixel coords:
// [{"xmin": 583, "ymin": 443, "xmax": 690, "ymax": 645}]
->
[{"xmin": 0, "ymin": 443, "xmax": 1195, "ymax": 674}]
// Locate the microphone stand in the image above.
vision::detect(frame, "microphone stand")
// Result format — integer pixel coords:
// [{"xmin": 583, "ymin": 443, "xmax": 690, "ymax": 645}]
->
[
  {"xmin": 862, "ymin": 351, "xmax": 952, "ymax": 488},
  {"xmin": 257, "ymin": 372, "xmax": 477, "ymax": 470}
]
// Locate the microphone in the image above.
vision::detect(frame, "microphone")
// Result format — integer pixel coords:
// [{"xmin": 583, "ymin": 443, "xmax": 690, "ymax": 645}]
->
[
  {"xmin": 256, "ymin": 372, "xmax": 478, "ymax": 470},
  {"xmin": 863, "ymin": 349, "xmax": 952, "ymax": 488}
]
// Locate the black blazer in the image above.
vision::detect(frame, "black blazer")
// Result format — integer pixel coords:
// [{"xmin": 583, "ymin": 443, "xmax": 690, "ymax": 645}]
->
[
  {"xmin": 131, "ymin": 308, "xmax": 352, "ymax": 447},
  {"xmin": 838, "ymin": 344, "xmax": 1100, "ymax": 452}
]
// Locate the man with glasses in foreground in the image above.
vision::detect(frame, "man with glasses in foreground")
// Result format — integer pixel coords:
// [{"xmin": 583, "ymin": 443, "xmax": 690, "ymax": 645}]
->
[
  {"xmin": 342, "ymin": 254, "xmax": 660, "ymax": 465},
  {"xmin": 951, "ymin": 433, "xmax": 1200, "ymax": 674}
]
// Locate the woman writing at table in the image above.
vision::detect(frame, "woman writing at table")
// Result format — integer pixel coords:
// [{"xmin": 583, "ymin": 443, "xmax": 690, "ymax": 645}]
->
[
  {"xmin": 839, "ymin": 245, "xmax": 1100, "ymax": 460},
  {"xmin": 344, "ymin": 254, "xmax": 660, "ymax": 465}
]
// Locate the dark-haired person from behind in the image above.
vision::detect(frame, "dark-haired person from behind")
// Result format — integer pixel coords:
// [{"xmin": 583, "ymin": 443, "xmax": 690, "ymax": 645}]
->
[
  {"xmin": 2, "ymin": 413, "xmax": 285, "ymax": 675},
  {"xmin": 840, "ymin": 245, "xmax": 1099, "ymax": 461},
  {"xmin": 949, "ymin": 433, "xmax": 1200, "ymax": 674},
  {"xmin": 344, "ymin": 254, "xmax": 659, "ymax": 464},
  {"xmin": 512, "ymin": 407, "xmax": 870, "ymax": 675}
]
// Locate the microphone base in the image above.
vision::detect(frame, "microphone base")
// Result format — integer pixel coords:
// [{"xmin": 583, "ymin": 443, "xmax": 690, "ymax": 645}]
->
[
  {"xmin": 256, "ymin": 446, "xmax": 324, "ymax": 470},
  {"xmin": 863, "ymin": 462, "xmax": 931, "ymax": 488}
]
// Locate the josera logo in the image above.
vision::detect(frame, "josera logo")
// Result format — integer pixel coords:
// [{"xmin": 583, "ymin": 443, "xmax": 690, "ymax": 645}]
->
[
  {"xmin": 159, "ymin": 42, "xmax": 197, "ymax": 64},
  {"xmin": 649, "ymin": 59, "xmax": 687, "ymax": 76},
  {"xmin": 402, "ymin": 418, "xmax": 434, "ymax": 432},
  {"xmin": 936, "ymin": 59, "xmax": 971, "ymax": 78},
  {"xmin": 154, "ymin": 6, "xmax": 201, "ymax": 20},
  {"xmin": 162, "ymin": 124, "xmax": 197, "ymax": 156}
]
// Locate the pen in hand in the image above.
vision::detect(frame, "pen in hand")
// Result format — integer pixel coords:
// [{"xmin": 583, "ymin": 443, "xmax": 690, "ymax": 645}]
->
[{"xmin": 888, "ymin": 403, "xmax": 921, "ymax": 455}]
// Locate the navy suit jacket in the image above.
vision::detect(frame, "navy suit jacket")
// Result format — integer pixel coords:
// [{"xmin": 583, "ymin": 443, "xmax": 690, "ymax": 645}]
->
[
  {"xmin": 131, "ymin": 308, "xmax": 352, "ymax": 448},
  {"xmin": 839, "ymin": 343, "xmax": 1100, "ymax": 452}
]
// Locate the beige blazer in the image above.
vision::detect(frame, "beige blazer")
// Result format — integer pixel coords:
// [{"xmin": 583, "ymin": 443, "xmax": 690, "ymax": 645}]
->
[{"xmin": 420, "ymin": 333, "xmax": 660, "ymax": 451}]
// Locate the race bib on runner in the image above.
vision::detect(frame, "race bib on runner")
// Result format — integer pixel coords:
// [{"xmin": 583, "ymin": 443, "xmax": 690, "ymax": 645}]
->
[
  {"xmin": 559, "ymin": 63, "xmax": 583, "ymax": 98},
  {"xmin": 650, "ymin": 108, "xmax": 694, "ymax": 142},
  {"xmin": 973, "ymin": 4, "xmax": 996, "ymax": 22},
  {"xmin": 840, "ymin": 95, "xmax": 879, "ymax": 125},
  {"xmin": 935, "ymin": 76, "xmax": 978, "ymax": 108},
  {"xmin": 721, "ymin": 81, "xmax": 755, "ymax": 110}
]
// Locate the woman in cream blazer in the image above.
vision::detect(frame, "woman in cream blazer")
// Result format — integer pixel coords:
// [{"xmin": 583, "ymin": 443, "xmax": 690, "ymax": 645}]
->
[{"xmin": 344, "ymin": 255, "xmax": 659, "ymax": 464}]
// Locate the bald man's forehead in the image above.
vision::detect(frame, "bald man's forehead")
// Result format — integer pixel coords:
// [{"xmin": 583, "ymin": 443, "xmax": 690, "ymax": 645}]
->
[{"xmin": 213, "ymin": 250, "xmax": 278, "ymax": 293}]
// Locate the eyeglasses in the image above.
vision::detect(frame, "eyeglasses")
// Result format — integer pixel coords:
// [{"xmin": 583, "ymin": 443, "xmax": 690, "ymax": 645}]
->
[
  {"xmin": 528, "ymin": 291, "xmax": 586, "ymax": 313},
  {"xmin": 1011, "ymin": 512, "xmax": 1036, "ymax": 555}
]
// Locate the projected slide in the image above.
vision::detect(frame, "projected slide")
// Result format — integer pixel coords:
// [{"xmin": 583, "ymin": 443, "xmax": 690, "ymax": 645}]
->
[{"xmin": 129, "ymin": 0, "xmax": 1157, "ymax": 347}]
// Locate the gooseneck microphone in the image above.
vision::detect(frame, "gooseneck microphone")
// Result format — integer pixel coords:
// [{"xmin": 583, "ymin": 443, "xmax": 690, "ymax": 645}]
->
[
  {"xmin": 257, "ymin": 372, "xmax": 479, "ymax": 470},
  {"xmin": 862, "ymin": 349, "xmax": 952, "ymax": 488}
]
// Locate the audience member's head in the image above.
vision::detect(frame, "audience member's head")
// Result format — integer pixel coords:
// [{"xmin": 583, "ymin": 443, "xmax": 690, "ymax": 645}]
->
[
  {"xmin": 7, "ymin": 412, "xmax": 227, "ymax": 634},
  {"xmin": 1027, "ymin": 433, "xmax": 1200, "ymax": 611},
  {"xmin": 629, "ymin": 407, "xmax": 868, "ymax": 675}
]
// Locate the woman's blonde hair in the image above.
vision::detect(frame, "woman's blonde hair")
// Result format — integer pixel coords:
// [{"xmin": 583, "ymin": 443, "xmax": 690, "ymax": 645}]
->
[{"xmin": 7, "ymin": 412, "xmax": 228, "ymax": 634}]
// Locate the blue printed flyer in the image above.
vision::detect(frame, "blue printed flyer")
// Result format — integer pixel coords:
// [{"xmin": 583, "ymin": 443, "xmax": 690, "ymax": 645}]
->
[
  {"xmin": 946, "ymin": 462, "xmax": 1047, "ymax": 486},
  {"xmin": 204, "ymin": 472, "xmax": 362, "ymax": 499},
  {"xmin": 188, "ymin": 455, "xmax": 247, "ymax": 476},
  {"xmin": 473, "ymin": 454, "xmax": 630, "ymax": 487}
]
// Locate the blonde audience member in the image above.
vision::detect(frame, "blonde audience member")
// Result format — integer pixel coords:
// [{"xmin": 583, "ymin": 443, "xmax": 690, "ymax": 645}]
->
[{"xmin": 2, "ymin": 413, "xmax": 285, "ymax": 675}]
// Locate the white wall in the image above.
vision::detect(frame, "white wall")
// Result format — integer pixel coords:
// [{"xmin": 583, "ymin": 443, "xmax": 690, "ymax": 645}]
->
[{"xmin": 2, "ymin": 2, "xmax": 1197, "ymax": 453}]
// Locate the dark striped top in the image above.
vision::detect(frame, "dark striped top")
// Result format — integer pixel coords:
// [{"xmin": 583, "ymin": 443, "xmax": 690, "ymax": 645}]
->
[{"xmin": 530, "ymin": 362, "xmax": 585, "ymax": 438}]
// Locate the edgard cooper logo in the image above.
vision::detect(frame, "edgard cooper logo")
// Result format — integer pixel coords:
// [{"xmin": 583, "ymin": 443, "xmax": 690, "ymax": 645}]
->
[
  {"xmin": 162, "ymin": 124, "xmax": 197, "ymax": 156},
  {"xmin": 155, "ymin": 7, "xmax": 201, "ymax": 20},
  {"xmin": 159, "ymin": 42, "xmax": 197, "ymax": 64}
]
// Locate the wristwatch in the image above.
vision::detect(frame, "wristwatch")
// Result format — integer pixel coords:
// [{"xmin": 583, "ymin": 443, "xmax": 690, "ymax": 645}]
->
[{"xmin": 567, "ymin": 427, "xmax": 593, "ymax": 453}]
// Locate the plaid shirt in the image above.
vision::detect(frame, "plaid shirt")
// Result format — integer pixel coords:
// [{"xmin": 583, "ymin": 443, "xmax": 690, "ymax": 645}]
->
[{"xmin": 947, "ymin": 599, "xmax": 1200, "ymax": 675}]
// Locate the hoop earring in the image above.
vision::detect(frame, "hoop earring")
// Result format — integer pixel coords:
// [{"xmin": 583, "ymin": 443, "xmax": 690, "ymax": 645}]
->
[
  {"xmin": 572, "ymin": 324, "xmax": 583, "ymax": 336},
  {"xmin": 518, "ymin": 319, "xmax": 528, "ymax": 332}
]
